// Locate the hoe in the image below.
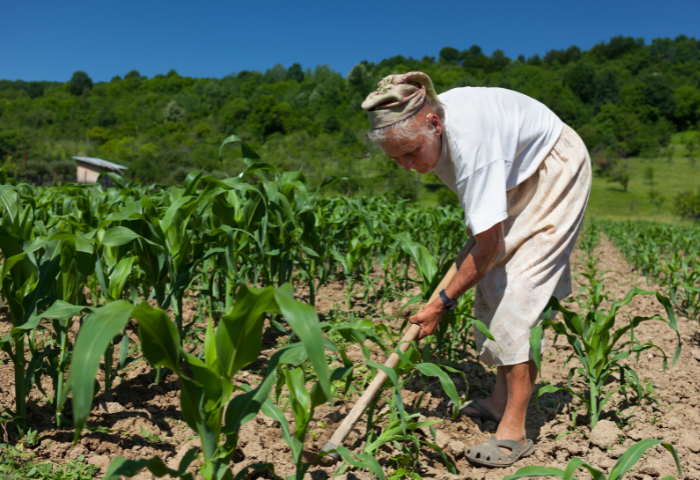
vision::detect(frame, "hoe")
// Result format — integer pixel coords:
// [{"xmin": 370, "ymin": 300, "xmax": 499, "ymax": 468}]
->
[{"xmin": 302, "ymin": 242, "xmax": 472, "ymax": 466}]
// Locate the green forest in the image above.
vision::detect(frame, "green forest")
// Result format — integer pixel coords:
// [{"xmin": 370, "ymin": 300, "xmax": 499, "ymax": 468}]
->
[{"xmin": 1, "ymin": 35, "xmax": 699, "ymax": 199}]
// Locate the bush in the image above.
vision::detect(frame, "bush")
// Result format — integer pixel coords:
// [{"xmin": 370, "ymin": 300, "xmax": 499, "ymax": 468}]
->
[
  {"xmin": 49, "ymin": 159, "xmax": 76, "ymax": 175},
  {"xmin": 436, "ymin": 187, "xmax": 460, "ymax": 207},
  {"xmin": 25, "ymin": 159, "xmax": 51, "ymax": 176},
  {"xmin": 673, "ymin": 189, "xmax": 700, "ymax": 220}
]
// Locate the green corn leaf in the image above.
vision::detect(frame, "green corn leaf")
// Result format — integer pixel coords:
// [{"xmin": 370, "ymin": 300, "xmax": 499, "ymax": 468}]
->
[
  {"xmin": 64, "ymin": 300, "xmax": 134, "ymax": 441},
  {"xmin": 132, "ymin": 302, "xmax": 181, "ymax": 372},
  {"xmin": 260, "ymin": 397, "xmax": 298, "ymax": 458},
  {"xmin": 563, "ymin": 458, "xmax": 597, "ymax": 480},
  {"xmin": 103, "ymin": 455, "xmax": 195, "ymax": 480},
  {"xmin": 108, "ymin": 257, "xmax": 136, "ymax": 301},
  {"xmin": 608, "ymin": 439, "xmax": 681, "ymax": 480},
  {"xmin": 335, "ymin": 445, "xmax": 385, "ymax": 480},
  {"xmin": 534, "ymin": 384, "xmax": 565, "ymax": 410},
  {"xmin": 415, "ymin": 363, "xmax": 461, "ymax": 413},
  {"xmin": 653, "ymin": 292, "xmax": 682, "ymax": 369},
  {"xmin": 217, "ymin": 285, "xmax": 276, "ymax": 378},
  {"xmin": 38, "ymin": 300, "xmax": 86, "ymax": 320},
  {"xmin": 274, "ymin": 284, "xmax": 331, "ymax": 402},
  {"xmin": 286, "ymin": 368, "xmax": 311, "ymax": 426},
  {"xmin": 503, "ymin": 466, "xmax": 565, "ymax": 480},
  {"xmin": 418, "ymin": 439, "xmax": 457, "ymax": 474},
  {"xmin": 219, "ymin": 134, "xmax": 261, "ymax": 163},
  {"xmin": 224, "ymin": 349, "xmax": 284, "ymax": 434},
  {"xmin": 101, "ymin": 226, "xmax": 140, "ymax": 246},
  {"xmin": 160, "ymin": 196, "xmax": 194, "ymax": 234},
  {"xmin": 365, "ymin": 358, "xmax": 406, "ymax": 433}
]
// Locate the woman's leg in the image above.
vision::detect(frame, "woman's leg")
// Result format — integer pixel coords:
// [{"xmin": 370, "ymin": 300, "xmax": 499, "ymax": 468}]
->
[
  {"xmin": 463, "ymin": 359, "xmax": 538, "ymax": 453},
  {"xmin": 495, "ymin": 360, "xmax": 538, "ymax": 447}
]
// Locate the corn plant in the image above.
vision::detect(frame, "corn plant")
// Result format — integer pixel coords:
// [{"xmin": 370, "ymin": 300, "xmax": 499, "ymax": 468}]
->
[
  {"xmin": 602, "ymin": 221, "xmax": 700, "ymax": 320},
  {"xmin": 530, "ymin": 289, "xmax": 681, "ymax": 429},
  {"xmin": 68, "ymin": 283, "xmax": 332, "ymax": 480},
  {"xmin": 0, "ymin": 220, "xmax": 65, "ymax": 433},
  {"xmin": 503, "ymin": 438, "xmax": 681, "ymax": 480}
]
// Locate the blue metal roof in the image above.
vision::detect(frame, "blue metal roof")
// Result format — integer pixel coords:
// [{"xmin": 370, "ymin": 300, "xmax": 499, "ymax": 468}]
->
[{"xmin": 72, "ymin": 156, "xmax": 128, "ymax": 171}]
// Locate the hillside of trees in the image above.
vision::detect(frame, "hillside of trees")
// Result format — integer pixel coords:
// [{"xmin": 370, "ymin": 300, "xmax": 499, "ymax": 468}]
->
[{"xmin": 1, "ymin": 35, "xmax": 699, "ymax": 197}]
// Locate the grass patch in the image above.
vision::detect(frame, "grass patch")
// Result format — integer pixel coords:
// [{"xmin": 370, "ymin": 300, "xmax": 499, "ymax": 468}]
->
[{"xmin": 587, "ymin": 152, "xmax": 697, "ymax": 224}]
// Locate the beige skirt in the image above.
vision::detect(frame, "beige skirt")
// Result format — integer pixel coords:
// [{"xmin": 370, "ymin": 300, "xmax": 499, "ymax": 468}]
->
[{"xmin": 474, "ymin": 125, "xmax": 592, "ymax": 366}]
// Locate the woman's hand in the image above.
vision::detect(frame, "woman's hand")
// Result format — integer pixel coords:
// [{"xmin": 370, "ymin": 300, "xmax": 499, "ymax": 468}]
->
[{"xmin": 409, "ymin": 299, "xmax": 447, "ymax": 340}]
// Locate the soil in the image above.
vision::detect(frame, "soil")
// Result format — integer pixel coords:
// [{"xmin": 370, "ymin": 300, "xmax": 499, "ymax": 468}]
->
[{"xmin": 1, "ymin": 236, "xmax": 699, "ymax": 480}]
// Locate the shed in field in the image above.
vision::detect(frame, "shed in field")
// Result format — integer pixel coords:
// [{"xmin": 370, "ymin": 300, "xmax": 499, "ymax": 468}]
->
[{"xmin": 72, "ymin": 156, "xmax": 128, "ymax": 184}]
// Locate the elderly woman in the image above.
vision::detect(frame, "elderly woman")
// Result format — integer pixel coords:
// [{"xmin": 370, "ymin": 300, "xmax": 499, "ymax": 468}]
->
[{"xmin": 362, "ymin": 72, "xmax": 591, "ymax": 468}]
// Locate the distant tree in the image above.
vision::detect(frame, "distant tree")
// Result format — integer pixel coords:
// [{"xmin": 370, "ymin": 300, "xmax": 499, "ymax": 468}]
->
[
  {"xmin": 264, "ymin": 64, "xmax": 287, "ymax": 83},
  {"xmin": 674, "ymin": 189, "xmax": 700, "ymax": 220},
  {"xmin": 323, "ymin": 115, "xmax": 341, "ymax": 133},
  {"xmin": 564, "ymin": 63, "xmax": 596, "ymax": 103},
  {"xmin": 439, "ymin": 46, "xmax": 461, "ymax": 64},
  {"xmin": 338, "ymin": 127, "xmax": 358, "ymax": 149},
  {"xmin": 590, "ymin": 36, "xmax": 643, "ymax": 62},
  {"xmin": 164, "ymin": 100, "xmax": 185, "ymax": 123},
  {"xmin": 544, "ymin": 45, "xmax": 581, "ymax": 66},
  {"xmin": 594, "ymin": 69, "xmax": 621, "ymax": 106},
  {"xmin": 69, "ymin": 71, "xmax": 93, "ymax": 95},
  {"xmin": 219, "ymin": 98, "xmax": 250, "ymax": 129},
  {"xmin": 286, "ymin": 63, "xmax": 304, "ymax": 82},
  {"xmin": 644, "ymin": 166, "xmax": 665, "ymax": 210},
  {"xmin": 527, "ymin": 54, "xmax": 543, "ymax": 66},
  {"xmin": 125, "ymin": 70, "xmax": 141, "ymax": 79},
  {"xmin": 93, "ymin": 106, "xmax": 118, "ymax": 127},
  {"xmin": 674, "ymin": 85, "xmax": 700, "ymax": 129},
  {"xmin": 486, "ymin": 49, "xmax": 510, "ymax": 72},
  {"xmin": 462, "ymin": 45, "xmax": 485, "ymax": 69},
  {"xmin": 0, "ymin": 130, "xmax": 26, "ymax": 160},
  {"xmin": 24, "ymin": 82, "xmax": 45, "ymax": 99},
  {"xmin": 609, "ymin": 160, "xmax": 631, "ymax": 192}
]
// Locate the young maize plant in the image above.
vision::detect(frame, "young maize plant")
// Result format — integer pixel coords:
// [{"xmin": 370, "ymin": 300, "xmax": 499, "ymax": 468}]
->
[
  {"xmin": 530, "ymin": 289, "xmax": 682, "ymax": 430},
  {"xmin": 503, "ymin": 438, "xmax": 681, "ymax": 480},
  {"xmin": 75, "ymin": 284, "xmax": 333, "ymax": 480},
  {"xmin": 602, "ymin": 220, "xmax": 700, "ymax": 319}
]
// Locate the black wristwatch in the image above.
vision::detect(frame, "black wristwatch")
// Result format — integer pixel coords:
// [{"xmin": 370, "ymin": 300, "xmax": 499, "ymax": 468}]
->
[{"xmin": 439, "ymin": 289, "xmax": 458, "ymax": 311}]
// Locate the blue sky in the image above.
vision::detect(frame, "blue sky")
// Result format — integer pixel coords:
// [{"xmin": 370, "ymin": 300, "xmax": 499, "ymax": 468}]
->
[{"xmin": 1, "ymin": 0, "xmax": 698, "ymax": 83}]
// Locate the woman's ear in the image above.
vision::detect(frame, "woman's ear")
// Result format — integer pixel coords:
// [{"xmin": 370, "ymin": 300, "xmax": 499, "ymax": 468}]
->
[{"xmin": 427, "ymin": 113, "xmax": 442, "ymax": 136}]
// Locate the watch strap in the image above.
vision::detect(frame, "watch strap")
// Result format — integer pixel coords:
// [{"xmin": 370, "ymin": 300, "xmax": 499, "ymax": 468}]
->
[{"xmin": 439, "ymin": 289, "xmax": 458, "ymax": 311}]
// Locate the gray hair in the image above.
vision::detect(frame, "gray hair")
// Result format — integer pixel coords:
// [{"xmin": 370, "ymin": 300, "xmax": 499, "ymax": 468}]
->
[{"xmin": 367, "ymin": 97, "xmax": 445, "ymax": 145}]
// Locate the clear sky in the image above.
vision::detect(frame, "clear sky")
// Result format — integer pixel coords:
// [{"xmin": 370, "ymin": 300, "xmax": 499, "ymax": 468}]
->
[{"xmin": 2, "ymin": 0, "xmax": 698, "ymax": 83}]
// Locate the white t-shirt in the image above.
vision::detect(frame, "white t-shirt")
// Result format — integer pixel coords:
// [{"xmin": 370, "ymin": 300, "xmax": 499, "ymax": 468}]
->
[{"xmin": 431, "ymin": 87, "xmax": 564, "ymax": 235}]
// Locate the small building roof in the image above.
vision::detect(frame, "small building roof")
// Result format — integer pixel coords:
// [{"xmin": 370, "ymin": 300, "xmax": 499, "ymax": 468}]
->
[{"xmin": 72, "ymin": 156, "xmax": 128, "ymax": 171}]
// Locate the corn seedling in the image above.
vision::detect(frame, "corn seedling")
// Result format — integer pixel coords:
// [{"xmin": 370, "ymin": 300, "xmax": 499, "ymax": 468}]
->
[
  {"xmin": 503, "ymin": 438, "xmax": 681, "ymax": 480},
  {"xmin": 530, "ymin": 289, "xmax": 681, "ymax": 429}
]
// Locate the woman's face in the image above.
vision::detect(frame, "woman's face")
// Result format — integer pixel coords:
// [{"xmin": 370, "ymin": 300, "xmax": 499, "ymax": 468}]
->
[{"xmin": 380, "ymin": 113, "xmax": 443, "ymax": 174}]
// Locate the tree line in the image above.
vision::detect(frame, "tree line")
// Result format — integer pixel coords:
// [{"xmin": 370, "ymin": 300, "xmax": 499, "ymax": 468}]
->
[{"xmin": 0, "ymin": 34, "xmax": 699, "ymax": 199}]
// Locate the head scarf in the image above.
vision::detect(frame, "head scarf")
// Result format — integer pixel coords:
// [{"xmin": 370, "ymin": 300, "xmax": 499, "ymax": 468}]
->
[{"xmin": 361, "ymin": 71, "xmax": 438, "ymax": 129}]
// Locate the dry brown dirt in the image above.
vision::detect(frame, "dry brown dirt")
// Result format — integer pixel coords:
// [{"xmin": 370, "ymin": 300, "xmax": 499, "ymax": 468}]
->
[{"xmin": 1, "ymin": 236, "xmax": 699, "ymax": 480}]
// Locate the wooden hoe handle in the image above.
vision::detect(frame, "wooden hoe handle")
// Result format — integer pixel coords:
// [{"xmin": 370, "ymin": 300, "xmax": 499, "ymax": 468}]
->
[{"xmin": 319, "ymin": 261, "xmax": 460, "ymax": 461}]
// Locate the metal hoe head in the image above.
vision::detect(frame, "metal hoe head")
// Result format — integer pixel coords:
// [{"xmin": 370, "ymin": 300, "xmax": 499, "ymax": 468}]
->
[{"xmin": 301, "ymin": 441, "xmax": 341, "ymax": 466}]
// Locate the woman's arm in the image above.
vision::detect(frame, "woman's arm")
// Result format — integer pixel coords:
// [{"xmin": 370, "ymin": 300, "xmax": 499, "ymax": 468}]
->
[{"xmin": 409, "ymin": 222, "xmax": 504, "ymax": 340}]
